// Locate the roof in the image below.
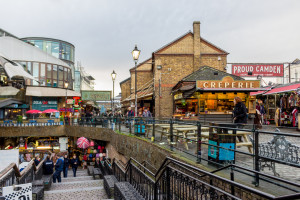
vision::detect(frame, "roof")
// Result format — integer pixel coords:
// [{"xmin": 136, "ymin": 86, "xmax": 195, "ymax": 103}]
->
[
  {"xmin": 86, "ymin": 75, "xmax": 95, "ymax": 80},
  {"xmin": 0, "ymin": 98, "xmax": 23, "ymax": 108},
  {"xmin": 0, "ymin": 37, "xmax": 70, "ymax": 68},
  {"xmin": 0, "ymin": 86, "xmax": 20, "ymax": 96},
  {"xmin": 263, "ymin": 82, "xmax": 300, "ymax": 95},
  {"xmin": 119, "ymin": 77, "xmax": 131, "ymax": 85},
  {"xmin": 26, "ymin": 87, "xmax": 81, "ymax": 97},
  {"xmin": 21, "ymin": 37, "xmax": 75, "ymax": 47},
  {"xmin": 292, "ymin": 58, "xmax": 300, "ymax": 64},
  {"xmin": 0, "ymin": 28, "xmax": 18, "ymax": 39},
  {"xmin": 182, "ymin": 66, "xmax": 244, "ymax": 82},
  {"xmin": 200, "ymin": 37, "xmax": 229, "ymax": 55}
]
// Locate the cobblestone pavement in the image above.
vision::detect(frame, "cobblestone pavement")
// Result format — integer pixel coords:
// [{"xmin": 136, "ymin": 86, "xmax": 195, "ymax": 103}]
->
[{"xmin": 44, "ymin": 169, "xmax": 110, "ymax": 200}]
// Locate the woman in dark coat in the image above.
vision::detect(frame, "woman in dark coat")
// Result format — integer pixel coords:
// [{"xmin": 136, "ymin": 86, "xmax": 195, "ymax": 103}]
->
[{"xmin": 233, "ymin": 97, "xmax": 248, "ymax": 124}]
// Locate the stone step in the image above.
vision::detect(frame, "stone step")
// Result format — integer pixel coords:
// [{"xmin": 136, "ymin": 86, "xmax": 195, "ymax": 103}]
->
[
  {"xmin": 61, "ymin": 175, "xmax": 94, "ymax": 182},
  {"xmin": 44, "ymin": 186, "xmax": 107, "ymax": 200},
  {"xmin": 49, "ymin": 179, "xmax": 104, "ymax": 191}
]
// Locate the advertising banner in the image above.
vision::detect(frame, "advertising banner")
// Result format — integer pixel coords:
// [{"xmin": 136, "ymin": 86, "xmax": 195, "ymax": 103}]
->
[
  {"xmin": 3, "ymin": 183, "xmax": 32, "ymax": 200},
  {"xmin": 81, "ymin": 90, "xmax": 111, "ymax": 101},
  {"xmin": 232, "ymin": 64, "xmax": 284, "ymax": 77}
]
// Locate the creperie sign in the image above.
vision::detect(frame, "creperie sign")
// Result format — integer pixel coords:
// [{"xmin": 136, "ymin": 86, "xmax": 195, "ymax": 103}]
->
[
  {"xmin": 232, "ymin": 64, "xmax": 284, "ymax": 77},
  {"xmin": 196, "ymin": 76, "xmax": 260, "ymax": 89}
]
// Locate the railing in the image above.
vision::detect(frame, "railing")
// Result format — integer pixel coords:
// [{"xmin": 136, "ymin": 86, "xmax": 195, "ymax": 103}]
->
[{"xmin": 0, "ymin": 153, "xmax": 51, "ymax": 196}]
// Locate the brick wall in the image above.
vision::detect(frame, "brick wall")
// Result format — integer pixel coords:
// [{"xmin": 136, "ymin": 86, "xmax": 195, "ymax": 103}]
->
[{"xmin": 120, "ymin": 79, "xmax": 131, "ymax": 100}]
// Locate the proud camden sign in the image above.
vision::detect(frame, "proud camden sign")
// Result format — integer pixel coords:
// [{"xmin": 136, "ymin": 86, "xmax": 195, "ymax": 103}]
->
[
  {"xmin": 231, "ymin": 63, "xmax": 284, "ymax": 77},
  {"xmin": 196, "ymin": 76, "xmax": 261, "ymax": 89}
]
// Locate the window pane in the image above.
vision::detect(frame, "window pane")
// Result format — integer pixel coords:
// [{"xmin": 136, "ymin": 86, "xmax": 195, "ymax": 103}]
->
[
  {"xmin": 53, "ymin": 79, "xmax": 57, "ymax": 87},
  {"xmin": 32, "ymin": 62, "xmax": 39, "ymax": 86},
  {"xmin": 53, "ymin": 65, "xmax": 58, "ymax": 80},
  {"xmin": 40, "ymin": 63, "xmax": 46, "ymax": 79},
  {"xmin": 27, "ymin": 62, "xmax": 32, "ymax": 74},
  {"xmin": 47, "ymin": 64, "xmax": 52, "ymax": 87},
  {"xmin": 58, "ymin": 66, "xmax": 64, "ymax": 81},
  {"xmin": 59, "ymin": 80, "xmax": 63, "ymax": 88},
  {"xmin": 33, "ymin": 40, "xmax": 43, "ymax": 50},
  {"xmin": 64, "ymin": 67, "xmax": 68, "ymax": 83},
  {"xmin": 51, "ymin": 42, "xmax": 59, "ymax": 58}
]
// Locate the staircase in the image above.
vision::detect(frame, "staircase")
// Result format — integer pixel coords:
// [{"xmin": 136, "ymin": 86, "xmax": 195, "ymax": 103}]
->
[{"xmin": 44, "ymin": 169, "xmax": 109, "ymax": 200}]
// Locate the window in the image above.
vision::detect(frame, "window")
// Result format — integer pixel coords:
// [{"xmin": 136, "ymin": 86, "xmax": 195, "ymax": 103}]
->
[
  {"xmin": 53, "ymin": 65, "xmax": 58, "ymax": 87},
  {"xmin": 32, "ymin": 62, "xmax": 39, "ymax": 86},
  {"xmin": 58, "ymin": 66, "xmax": 64, "ymax": 88},
  {"xmin": 47, "ymin": 64, "xmax": 52, "ymax": 87},
  {"xmin": 40, "ymin": 63, "xmax": 46, "ymax": 86},
  {"xmin": 64, "ymin": 67, "xmax": 68, "ymax": 83},
  {"xmin": 51, "ymin": 42, "xmax": 59, "ymax": 58},
  {"xmin": 33, "ymin": 40, "xmax": 43, "ymax": 50}
]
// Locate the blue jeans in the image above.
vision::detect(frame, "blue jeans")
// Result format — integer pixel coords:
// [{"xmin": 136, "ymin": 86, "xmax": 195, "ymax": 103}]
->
[
  {"xmin": 63, "ymin": 167, "xmax": 68, "ymax": 177},
  {"xmin": 53, "ymin": 170, "xmax": 62, "ymax": 183},
  {"xmin": 72, "ymin": 167, "xmax": 77, "ymax": 177}
]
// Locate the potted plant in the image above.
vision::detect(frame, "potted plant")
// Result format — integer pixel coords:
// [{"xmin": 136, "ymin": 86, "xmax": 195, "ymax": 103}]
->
[{"xmin": 17, "ymin": 115, "xmax": 23, "ymax": 125}]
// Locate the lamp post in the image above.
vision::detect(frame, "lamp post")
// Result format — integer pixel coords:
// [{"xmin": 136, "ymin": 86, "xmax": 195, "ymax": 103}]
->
[
  {"xmin": 111, "ymin": 70, "xmax": 117, "ymax": 114},
  {"xmin": 131, "ymin": 45, "xmax": 141, "ymax": 117},
  {"xmin": 64, "ymin": 82, "xmax": 69, "ymax": 115}
]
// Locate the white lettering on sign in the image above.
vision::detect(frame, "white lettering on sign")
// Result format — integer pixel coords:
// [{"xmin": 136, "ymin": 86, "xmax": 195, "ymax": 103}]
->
[
  {"xmin": 211, "ymin": 82, "xmax": 215, "ymax": 88},
  {"xmin": 232, "ymin": 64, "xmax": 283, "ymax": 77},
  {"xmin": 203, "ymin": 82, "xmax": 208, "ymax": 87}
]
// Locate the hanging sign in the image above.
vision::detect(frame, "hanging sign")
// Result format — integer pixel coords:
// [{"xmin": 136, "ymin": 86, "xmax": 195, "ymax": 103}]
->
[
  {"xmin": 232, "ymin": 64, "xmax": 284, "ymax": 77},
  {"xmin": 67, "ymin": 99, "xmax": 74, "ymax": 104},
  {"xmin": 196, "ymin": 76, "xmax": 260, "ymax": 89}
]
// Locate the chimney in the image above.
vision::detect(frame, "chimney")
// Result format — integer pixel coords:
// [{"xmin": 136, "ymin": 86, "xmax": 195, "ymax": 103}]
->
[{"xmin": 193, "ymin": 21, "xmax": 201, "ymax": 71}]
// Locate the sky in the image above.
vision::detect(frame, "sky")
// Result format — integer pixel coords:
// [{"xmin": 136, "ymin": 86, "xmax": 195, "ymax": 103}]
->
[{"xmin": 1, "ymin": 0, "xmax": 300, "ymax": 95}]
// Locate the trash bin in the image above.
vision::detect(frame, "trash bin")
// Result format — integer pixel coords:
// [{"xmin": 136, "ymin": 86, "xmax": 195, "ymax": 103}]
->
[
  {"xmin": 134, "ymin": 118, "xmax": 145, "ymax": 135},
  {"xmin": 208, "ymin": 123, "xmax": 237, "ymax": 163}
]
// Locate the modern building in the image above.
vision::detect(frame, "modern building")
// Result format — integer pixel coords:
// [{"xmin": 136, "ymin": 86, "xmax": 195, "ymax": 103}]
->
[
  {"xmin": 283, "ymin": 59, "xmax": 300, "ymax": 84},
  {"xmin": 0, "ymin": 35, "xmax": 80, "ymax": 119},
  {"xmin": 121, "ymin": 21, "xmax": 230, "ymax": 117}
]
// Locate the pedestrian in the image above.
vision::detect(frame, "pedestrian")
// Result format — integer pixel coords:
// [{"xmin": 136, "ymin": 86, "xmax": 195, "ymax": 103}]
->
[
  {"xmin": 70, "ymin": 154, "xmax": 79, "ymax": 177},
  {"xmin": 254, "ymin": 109, "xmax": 262, "ymax": 129},
  {"xmin": 82, "ymin": 154, "xmax": 87, "ymax": 169},
  {"xmin": 43, "ymin": 155, "xmax": 54, "ymax": 175},
  {"xmin": 142, "ymin": 108, "xmax": 152, "ymax": 118},
  {"xmin": 259, "ymin": 102, "xmax": 266, "ymax": 125},
  {"xmin": 94, "ymin": 157, "xmax": 101, "ymax": 168},
  {"xmin": 127, "ymin": 107, "xmax": 134, "ymax": 118},
  {"xmin": 63, "ymin": 154, "xmax": 69, "ymax": 178},
  {"xmin": 53, "ymin": 153, "xmax": 64, "ymax": 183},
  {"xmin": 233, "ymin": 97, "xmax": 248, "ymax": 124},
  {"xmin": 233, "ymin": 97, "xmax": 248, "ymax": 142},
  {"xmin": 34, "ymin": 155, "xmax": 40, "ymax": 166}
]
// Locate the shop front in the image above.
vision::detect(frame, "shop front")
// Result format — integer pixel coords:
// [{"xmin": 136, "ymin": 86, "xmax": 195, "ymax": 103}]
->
[
  {"xmin": 0, "ymin": 99, "xmax": 29, "ymax": 120},
  {"xmin": 172, "ymin": 67, "xmax": 263, "ymax": 119}
]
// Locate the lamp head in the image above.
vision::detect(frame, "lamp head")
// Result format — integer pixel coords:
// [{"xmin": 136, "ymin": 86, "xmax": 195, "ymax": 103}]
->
[
  {"xmin": 131, "ymin": 45, "xmax": 140, "ymax": 61},
  {"xmin": 111, "ymin": 70, "xmax": 117, "ymax": 81},
  {"xmin": 64, "ymin": 82, "xmax": 69, "ymax": 88}
]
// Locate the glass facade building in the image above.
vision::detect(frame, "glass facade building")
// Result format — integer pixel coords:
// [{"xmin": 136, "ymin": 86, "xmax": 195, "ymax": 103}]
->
[
  {"xmin": 17, "ymin": 61, "xmax": 72, "ymax": 89},
  {"xmin": 21, "ymin": 37, "xmax": 75, "ymax": 66}
]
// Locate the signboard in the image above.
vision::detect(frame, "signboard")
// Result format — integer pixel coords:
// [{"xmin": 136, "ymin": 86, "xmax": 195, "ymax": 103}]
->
[
  {"xmin": 0, "ymin": 149, "xmax": 19, "ymax": 171},
  {"xmin": 32, "ymin": 97, "xmax": 58, "ymax": 111},
  {"xmin": 232, "ymin": 64, "xmax": 284, "ymax": 77},
  {"xmin": 74, "ymin": 70, "xmax": 81, "ymax": 93},
  {"xmin": 174, "ymin": 93, "xmax": 183, "ymax": 100},
  {"xmin": 3, "ymin": 183, "xmax": 32, "ymax": 200},
  {"xmin": 196, "ymin": 76, "xmax": 261, "ymax": 89},
  {"xmin": 67, "ymin": 99, "xmax": 74, "ymax": 104},
  {"xmin": 59, "ymin": 108, "xmax": 73, "ymax": 112},
  {"xmin": 81, "ymin": 90, "xmax": 111, "ymax": 101}
]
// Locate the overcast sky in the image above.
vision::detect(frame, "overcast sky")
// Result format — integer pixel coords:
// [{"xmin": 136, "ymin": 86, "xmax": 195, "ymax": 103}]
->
[{"xmin": 1, "ymin": 0, "xmax": 300, "ymax": 95}]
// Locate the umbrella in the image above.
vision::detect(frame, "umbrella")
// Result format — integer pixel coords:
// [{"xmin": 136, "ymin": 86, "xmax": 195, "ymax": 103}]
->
[
  {"xmin": 42, "ymin": 109, "xmax": 59, "ymax": 113},
  {"xmin": 26, "ymin": 110, "xmax": 42, "ymax": 120},
  {"xmin": 26, "ymin": 110, "xmax": 42, "ymax": 114},
  {"xmin": 77, "ymin": 137, "xmax": 90, "ymax": 149}
]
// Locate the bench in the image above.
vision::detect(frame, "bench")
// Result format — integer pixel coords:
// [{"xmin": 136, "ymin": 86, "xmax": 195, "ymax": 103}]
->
[
  {"xmin": 42, "ymin": 174, "xmax": 53, "ymax": 191},
  {"xmin": 87, "ymin": 166, "xmax": 94, "ymax": 175},
  {"xmin": 93, "ymin": 168, "xmax": 103, "ymax": 179},
  {"xmin": 257, "ymin": 134, "xmax": 300, "ymax": 176},
  {"xmin": 114, "ymin": 182, "xmax": 145, "ymax": 200},
  {"xmin": 104, "ymin": 175, "xmax": 118, "ymax": 198}
]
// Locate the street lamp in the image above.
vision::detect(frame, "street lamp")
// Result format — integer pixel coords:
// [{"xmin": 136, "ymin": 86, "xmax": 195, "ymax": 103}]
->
[
  {"xmin": 64, "ymin": 82, "xmax": 69, "ymax": 115},
  {"xmin": 131, "ymin": 45, "xmax": 141, "ymax": 117},
  {"xmin": 111, "ymin": 70, "xmax": 117, "ymax": 114}
]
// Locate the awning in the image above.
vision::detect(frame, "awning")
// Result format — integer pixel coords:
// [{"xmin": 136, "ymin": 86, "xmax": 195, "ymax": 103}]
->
[
  {"xmin": 0, "ymin": 98, "xmax": 23, "ymax": 108},
  {"xmin": 0, "ymin": 86, "xmax": 20, "ymax": 96},
  {"xmin": 26, "ymin": 87, "xmax": 81, "ymax": 97},
  {"xmin": 263, "ymin": 83, "xmax": 300, "ymax": 95},
  {"xmin": 0, "ymin": 55, "xmax": 35, "ymax": 80},
  {"xmin": 250, "ymin": 86, "xmax": 272, "ymax": 96}
]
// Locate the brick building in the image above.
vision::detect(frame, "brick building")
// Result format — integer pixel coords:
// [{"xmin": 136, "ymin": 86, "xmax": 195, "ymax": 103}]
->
[{"xmin": 121, "ymin": 21, "xmax": 230, "ymax": 117}]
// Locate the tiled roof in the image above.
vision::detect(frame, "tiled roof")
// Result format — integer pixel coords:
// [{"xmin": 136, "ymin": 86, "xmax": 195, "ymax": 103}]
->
[{"xmin": 182, "ymin": 66, "xmax": 244, "ymax": 82}]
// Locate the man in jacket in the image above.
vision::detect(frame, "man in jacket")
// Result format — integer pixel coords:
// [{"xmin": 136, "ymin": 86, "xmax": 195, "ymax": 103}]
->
[
  {"xmin": 70, "ymin": 154, "xmax": 79, "ymax": 177},
  {"xmin": 53, "ymin": 153, "xmax": 64, "ymax": 183},
  {"xmin": 43, "ymin": 155, "xmax": 54, "ymax": 175},
  {"xmin": 142, "ymin": 108, "xmax": 152, "ymax": 118},
  {"xmin": 63, "ymin": 154, "xmax": 69, "ymax": 178}
]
